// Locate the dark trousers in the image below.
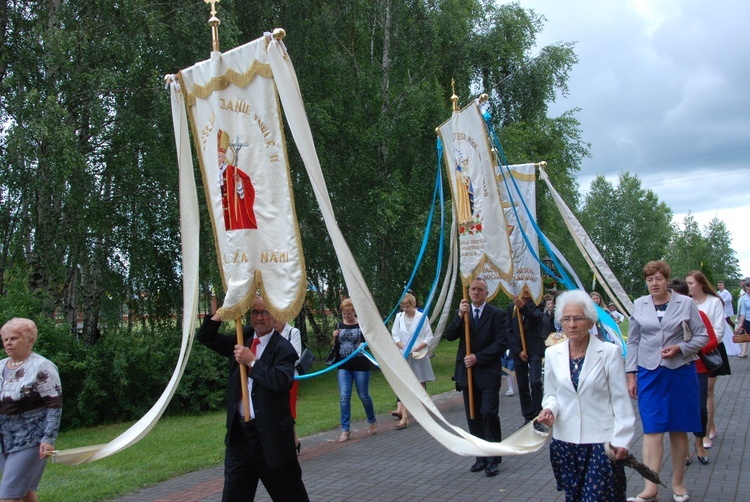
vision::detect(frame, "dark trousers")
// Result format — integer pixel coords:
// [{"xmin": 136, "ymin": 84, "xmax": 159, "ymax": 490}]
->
[
  {"xmin": 223, "ymin": 417, "xmax": 309, "ymax": 502},
  {"xmin": 462, "ymin": 384, "xmax": 502, "ymax": 464},
  {"xmin": 514, "ymin": 354, "xmax": 543, "ymax": 422},
  {"xmin": 693, "ymin": 372, "xmax": 709, "ymax": 438}
]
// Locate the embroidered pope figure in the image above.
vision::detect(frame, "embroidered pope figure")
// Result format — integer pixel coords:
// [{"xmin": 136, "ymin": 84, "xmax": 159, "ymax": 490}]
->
[{"xmin": 217, "ymin": 129, "xmax": 257, "ymax": 231}]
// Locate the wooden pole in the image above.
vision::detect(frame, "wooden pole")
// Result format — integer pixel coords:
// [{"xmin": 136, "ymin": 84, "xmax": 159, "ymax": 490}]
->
[
  {"xmin": 463, "ymin": 284, "xmax": 475, "ymax": 420},
  {"xmin": 235, "ymin": 319, "xmax": 251, "ymax": 421},
  {"xmin": 515, "ymin": 305, "xmax": 528, "ymax": 355}
]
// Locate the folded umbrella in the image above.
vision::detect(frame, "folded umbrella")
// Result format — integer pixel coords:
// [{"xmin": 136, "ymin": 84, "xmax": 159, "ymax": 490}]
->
[{"xmin": 604, "ymin": 443, "xmax": 666, "ymax": 487}]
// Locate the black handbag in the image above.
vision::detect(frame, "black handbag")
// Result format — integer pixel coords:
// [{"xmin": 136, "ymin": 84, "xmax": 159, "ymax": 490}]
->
[
  {"xmin": 324, "ymin": 323, "xmax": 343, "ymax": 366},
  {"xmin": 296, "ymin": 348, "xmax": 315, "ymax": 375},
  {"xmin": 323, "ymin": 346, "xmax": 337, "ymax": 365},
  {"xmin": 699, "ymin": 349, "xmax": 722, "ymax": 372},
  {"xmin": 324, "ymin": 337, "xmax": 339, "ymax": 366}
]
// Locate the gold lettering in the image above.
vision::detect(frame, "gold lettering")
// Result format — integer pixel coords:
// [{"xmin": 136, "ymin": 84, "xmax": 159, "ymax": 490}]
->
[
  {"xmin": 219, "ymin": 99, "xmax": 252, "ymax": 115},
  {"xmin": 200, "ymin": 112, "xmax": 216, "ymax": 149},
  {"xmin": 260, "ymin": 250, "xmax": 289, "ymax": 263},
  {"xmin": 221, "ymin": 252, "xmax": 249, "ymax": 264}
]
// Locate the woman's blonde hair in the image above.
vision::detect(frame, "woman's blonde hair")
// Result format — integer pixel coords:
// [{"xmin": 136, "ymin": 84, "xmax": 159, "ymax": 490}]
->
[
  {"xmin": 400, "ymin": 293, "xmax": 416, "ymax": 308},
  {"xmin": 0, "ymin": 317, "xmax": 38, "ymax": 344},
  {"xmin": 340, "ymin": 298, "xmax": 355, "ymax": 313}
]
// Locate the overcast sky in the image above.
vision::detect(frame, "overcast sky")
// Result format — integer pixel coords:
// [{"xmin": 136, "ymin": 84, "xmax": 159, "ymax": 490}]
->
[{"xmin": 510, "ymin": 0, "xmax": 750, "ymax": 279}]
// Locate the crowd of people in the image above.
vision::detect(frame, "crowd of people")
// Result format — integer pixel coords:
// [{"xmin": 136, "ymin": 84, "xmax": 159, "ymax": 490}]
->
[
  {"xmin": 416, "ymin": 260, "xmax": 740, "ymax": 501},
  {"xmin": 3, "ymin": 261, "xmax": 745, "ymax": 501}
]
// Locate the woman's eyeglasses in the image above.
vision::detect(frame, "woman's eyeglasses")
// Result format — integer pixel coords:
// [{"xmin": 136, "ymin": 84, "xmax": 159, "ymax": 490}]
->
[{"xmin": 560, "ymin": 316, "xmax": 588, "ymax": 324}]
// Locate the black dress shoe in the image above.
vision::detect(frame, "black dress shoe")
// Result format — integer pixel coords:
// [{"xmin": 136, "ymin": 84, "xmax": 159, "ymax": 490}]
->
[
  {"xmin": 485, "ymin": 463, "xmax": 499, "ymax": 477},
  {"xmin": 470, "ymin": 460, "xmax": 487, "ymax": 473}
]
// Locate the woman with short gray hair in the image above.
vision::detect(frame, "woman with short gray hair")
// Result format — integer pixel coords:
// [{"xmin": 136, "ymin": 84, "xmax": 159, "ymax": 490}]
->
[{"xmin": 538, "ymin": 289, "xmax": 635, "ymax": 501}]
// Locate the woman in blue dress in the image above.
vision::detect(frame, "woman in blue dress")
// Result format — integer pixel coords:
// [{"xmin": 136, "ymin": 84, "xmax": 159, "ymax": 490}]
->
[{"xmin": 626, "ymin": 261, "xmax": 708, "ymax": 502}]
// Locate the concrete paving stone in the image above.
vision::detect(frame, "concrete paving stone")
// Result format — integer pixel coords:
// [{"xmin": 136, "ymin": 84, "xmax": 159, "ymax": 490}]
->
[{"xmin": 112, "ymin": 356, "xmax": 749, "ymax": 501}]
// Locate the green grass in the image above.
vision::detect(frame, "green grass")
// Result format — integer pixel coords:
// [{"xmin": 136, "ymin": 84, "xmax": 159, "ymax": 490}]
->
[{"xmin": 40, "ymin": 340, "xmax": 460, "ymax": 501}]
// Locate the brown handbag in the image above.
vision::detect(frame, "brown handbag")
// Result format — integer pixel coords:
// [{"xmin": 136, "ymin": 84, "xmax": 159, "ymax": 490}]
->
[{"xmin": 733, "ymin": 327, "xmax": 750, "ymax": 344}]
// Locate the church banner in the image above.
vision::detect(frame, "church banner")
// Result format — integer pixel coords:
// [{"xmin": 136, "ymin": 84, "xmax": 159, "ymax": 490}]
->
[
  {"xmin": 495, "ymin": 163, "xmax": 542, "ymax": 303},
  {"xmin": 177, "ymin": 35, "xmax": 306, "ymax": 321},
  {"xmin": 438, "ymin": 101, "xmax": 513, "ymax": 298}
]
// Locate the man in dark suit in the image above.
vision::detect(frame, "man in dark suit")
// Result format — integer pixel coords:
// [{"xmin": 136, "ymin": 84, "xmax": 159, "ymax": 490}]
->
[
  {"xmin": 506, "ymin": 289, "xmax": 545, "ymax": 424},
  {"xmin": 445, "ymin": 277, "xmax": 508, "ymax": 477},
  {"xmin": 197, "ymin": 296, "xmax": 309, "ymax": 501}
]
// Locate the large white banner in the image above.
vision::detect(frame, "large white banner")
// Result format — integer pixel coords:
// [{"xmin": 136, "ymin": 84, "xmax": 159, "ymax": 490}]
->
[
  {"xmin": 53, "ymin": 33, "xmax": 549, "ymax": 465},
  {"xmin": 178, "ymin": 36, "xmax": 306, "ymax": 321},
  {"xmin": 438, "ymin": 102, "xmax": 513, "ymax": 297},
  {"xmin": 495, "ymin": 163, "xmax": 542, "ymax": 303}
]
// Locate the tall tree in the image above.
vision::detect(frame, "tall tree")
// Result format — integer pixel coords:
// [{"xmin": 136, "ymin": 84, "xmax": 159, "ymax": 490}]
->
[
  {"xmin": 667, "ymin": 215, "xmax": 740, "ymax": 284},
  {"xmin": 1, "ymin": 0, "xmax": 589, "ymax": 340},
  {"xmin": 703, "ymin": 217, "xmax": 741, "ymax": 282},
  {"xmin": 0, "ymin": 0, "xmax": 207, "ymax": 337},
  {"xmin": 665, "ymin": 213, "xmax": 707, "ymax": 280},
  {"xmin": 582, "ymin": 173, "xmax": 673, "ymax": 296}
]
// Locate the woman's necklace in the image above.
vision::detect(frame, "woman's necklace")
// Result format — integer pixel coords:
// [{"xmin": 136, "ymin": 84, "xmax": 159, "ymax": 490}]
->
[
  {"xmin": 570, "ymin": 356, "xmax": 585, "ymax": 371},
  {"xmin": 8, "ymin": 355, "xmax": 30, "ymax": 367}
]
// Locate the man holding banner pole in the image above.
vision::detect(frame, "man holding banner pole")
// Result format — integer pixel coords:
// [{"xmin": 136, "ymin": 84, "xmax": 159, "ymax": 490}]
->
[
  {"xmin": 197, "ymin": 296, "xmax": 309, "ymax": 501},
  {"xmin": 507, "ymin": 290, "xmax": 545, "ymax": 425},
  {"xmin": 446, "ymin": 277, "xmax": 509, "ymax": 477}
]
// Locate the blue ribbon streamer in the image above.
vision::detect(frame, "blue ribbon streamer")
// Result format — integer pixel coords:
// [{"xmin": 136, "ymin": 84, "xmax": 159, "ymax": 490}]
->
[
  {"xmin": 297, "ymin": 141, "xmax": 447, "ymax": 378},
  {"xmin": 481, "ymin": 110, "xmax": 626, "ymax": 356}
]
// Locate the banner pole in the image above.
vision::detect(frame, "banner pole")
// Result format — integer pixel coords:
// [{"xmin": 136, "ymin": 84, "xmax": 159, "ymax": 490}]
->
[
  {"xmin": 235, "ymin": 319, "xmax": 251, "ymax": 422},
  {"xmin": 205, "ymin": 0, "xmax": 221, "ymax": 52},
  {"xmin": 463, "ymin": 284, "xmax": 475, "ymax": 419},
  {"xmin": 515, "ymin": 305, "xmax": 527, "ymax": 355}
]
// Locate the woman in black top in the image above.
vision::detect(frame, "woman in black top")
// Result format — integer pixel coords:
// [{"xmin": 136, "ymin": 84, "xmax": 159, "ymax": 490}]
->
[{"xmin": 333, "ymin": 298, "xmax": 377, "ymax": 442}]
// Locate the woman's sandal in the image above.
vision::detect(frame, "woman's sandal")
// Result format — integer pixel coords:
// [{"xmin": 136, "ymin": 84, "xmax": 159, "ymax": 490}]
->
[
  {"xmin": 368, "ymin": 422, "xmax": 378, "ymax": 435},
  {"xmin": 390, "ymin": 410, "xmax": 402, "ymax": 419},
  {"xmin": 395, "ymin": 419, "xmax": 409, "ymax": 430},
  {"xmin": 337, "ymin": 431, "xmax": 350, "ymax": 443},
  {"xmin": 627, "ymin": 494, "xmax": 660, "ymax": 502}
]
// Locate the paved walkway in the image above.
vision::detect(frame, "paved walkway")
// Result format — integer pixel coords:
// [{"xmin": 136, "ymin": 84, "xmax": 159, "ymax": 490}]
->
[{"xmin": 115, "ymin": 357, "xmax": 750, "ymax": 501}]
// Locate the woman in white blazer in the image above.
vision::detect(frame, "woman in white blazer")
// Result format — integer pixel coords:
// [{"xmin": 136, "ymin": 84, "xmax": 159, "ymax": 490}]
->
[
  {"xmin": 390, "ymin": 293, "xmax": 435, "ymax": 429},
  {"xmin": 538, "ymin": 290, "xmax": 635, "ymax": 502},
  {"xmin": 626, "ymin": 261, "xmax": 708, "ymax": 502}
]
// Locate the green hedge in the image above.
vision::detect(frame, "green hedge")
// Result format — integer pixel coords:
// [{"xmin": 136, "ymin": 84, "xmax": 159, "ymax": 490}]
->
[{"xmin": 17, "ymin": 318, "xmax": 227, "ymax": 430}]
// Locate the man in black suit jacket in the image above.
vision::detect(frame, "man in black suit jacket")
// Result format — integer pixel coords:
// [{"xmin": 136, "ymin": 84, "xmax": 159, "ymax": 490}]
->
[
  {"xmin": 198, "ymin": 296, "xmax": 309, "ymax": 501},
  {"xmin": 445, "ymin": 277, "xmax": 508, "ymax": 477},
  {"xmin": 506, "ymin": 289, "xmax": 545, "ymax": 424}
]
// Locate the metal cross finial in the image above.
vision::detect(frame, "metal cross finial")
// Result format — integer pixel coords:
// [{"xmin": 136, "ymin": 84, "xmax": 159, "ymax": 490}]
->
[
  {"xmin": 231, "ymin": 136, "xmax": 250, "ymax": 164},
  {"xmin": 450, "ymin": 78, "xmax": 459, "ymax": 112},
  {"xmin": 205, "ymin": 0, "xmax": 221, "ymax": 52},
  {"xmin": 204, "ymin": 0, "xmax": 219, "ymax": 17}
]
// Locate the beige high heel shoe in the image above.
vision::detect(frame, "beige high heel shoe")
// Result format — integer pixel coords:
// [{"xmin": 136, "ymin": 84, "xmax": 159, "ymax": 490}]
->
[
  {"xmin": 395, "ymin": 418, "xmax": 409, "ymax": 430},
  {"xmin": 338, "ymin": 431, "xmax": 350, "ymax": 443}
]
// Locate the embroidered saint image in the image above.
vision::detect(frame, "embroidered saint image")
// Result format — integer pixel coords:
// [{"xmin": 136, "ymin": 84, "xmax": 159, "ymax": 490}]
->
[
  {"xmin": 454, "ymin": 150, "xmax": 474, "ymax": 225},
  {"xmin": 217, "ymin": 129, "xmax": 257, "ymax": 230}
]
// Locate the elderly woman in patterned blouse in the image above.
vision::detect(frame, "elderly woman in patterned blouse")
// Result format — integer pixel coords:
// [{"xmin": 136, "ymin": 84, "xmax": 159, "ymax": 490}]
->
[
  {"xmin": 0, "ymin": 318, "xmax": 63, "ymax": 502},
  {"xmin": 537, "ymin": 290, "xmax": 635, "ymax": 501}
]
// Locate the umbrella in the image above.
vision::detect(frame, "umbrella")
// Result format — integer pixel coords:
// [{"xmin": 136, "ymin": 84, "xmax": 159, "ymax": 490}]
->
[
  {"xmin": 531, "ymin": 419, "xmax": 551, "ymax": 438},
  {"xmin": 604, "ymin": 443, "xmax": 667, "ymax": 487}
]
